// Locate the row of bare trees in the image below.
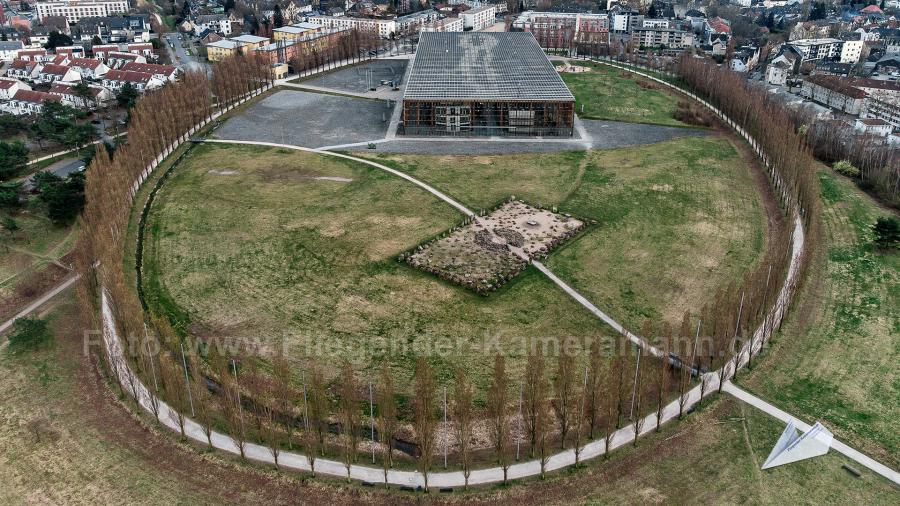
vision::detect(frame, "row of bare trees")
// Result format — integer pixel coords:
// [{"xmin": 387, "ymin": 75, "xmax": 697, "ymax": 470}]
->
[
  {"xmin": 99, "ymin": 326, "xmax": 701, "ymax": 490},
  {"xmin": 74, "ymin": 52, "xmax": 275, "ymax": 429},
  {"xmin": 789, "ymin": 106, "xmax": 899, "ymax": 207},
  {"xmin": 70, "ymin": 50, "xmax": 812, "ymax": 488}
]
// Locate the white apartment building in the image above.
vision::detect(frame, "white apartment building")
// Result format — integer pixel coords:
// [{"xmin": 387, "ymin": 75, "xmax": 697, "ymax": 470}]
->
[
  {"xmin": 460, "ymin": 5, "xmax": 496, "ymax": 32},
  {"xmin": 421, "ymin": 17, "xmax": 464, "ymax": 32},
  {"xmin": 788, "ymin": 38, "xmax": 843, "ymax": 62},
  {"xmin": 631, "ymin": 28, "xmax": 693, "ymax": 49},
  {"xmin": 307, "ymin": 15, "xmax": 396, "ymax": 38},
  {"xmin": 35, "ymin": 0, "xmax": 130, "ymax": 23},
  {"xmin": 641, "ymin": 18, "xmax": 675, "ymax": 29},
  {"xmin": 840, "ymin": 35, "xmax": 864, "ymax": 64}
]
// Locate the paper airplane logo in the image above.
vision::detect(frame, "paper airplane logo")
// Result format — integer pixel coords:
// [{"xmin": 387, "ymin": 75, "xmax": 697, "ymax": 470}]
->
[{"xmin": 762, "ymin": 420, "xmax": 833, "ymax": 470}]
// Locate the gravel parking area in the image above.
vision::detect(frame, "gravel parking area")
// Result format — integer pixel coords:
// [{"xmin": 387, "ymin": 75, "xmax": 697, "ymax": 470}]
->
[
  {"xmin": 301, "ymin": 60, "xmax": 408, "ymax": 94},
  {"xmin": 211, "ymin": 90, "xmax": 393, "ymax": 148}
]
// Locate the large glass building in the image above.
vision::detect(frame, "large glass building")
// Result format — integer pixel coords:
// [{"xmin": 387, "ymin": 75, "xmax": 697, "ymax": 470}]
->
[{"xmin": 401, "ymin": 32, "xmax": 575, "ymax": 137}]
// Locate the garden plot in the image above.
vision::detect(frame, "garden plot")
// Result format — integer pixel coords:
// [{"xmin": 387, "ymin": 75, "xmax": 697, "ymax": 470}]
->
[{"xmin": 402, "ymin": 200, "xmax": 585, "ymax": 293}]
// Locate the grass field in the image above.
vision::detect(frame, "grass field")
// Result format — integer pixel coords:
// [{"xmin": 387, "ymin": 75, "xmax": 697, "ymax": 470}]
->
[
  {"xmin": 142, "ymin": 143, "xmax": 618, "ymax": 390},
  {"xmin": 741, "ymin": 169, "xmax": 899, "ymax": 467},
  {"xmin": 0, "ymin": 200, "xmax": 76, "ymax": 319},
  {"xmin": 363, "ymin": 135, "xmax": 768, "ymax": 331},
  {"xmin": 559, "ymin": 63, "xmax": 686, "ymax": 127}
]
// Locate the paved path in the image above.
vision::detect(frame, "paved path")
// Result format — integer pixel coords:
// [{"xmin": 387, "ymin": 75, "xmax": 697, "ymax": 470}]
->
[
  {"xmin": 99, "ymin": 73, "xmax": 900, "ymax": 489},
  {"xmin": 202, "ymin": 139, "xmax": 474, "ymax": 217},
  {"xmin": 0, "ymin": 274, "xmax": 79, "ymax": 335},
  {"xmin": 279, "ymin": 82, "xmax": 402, "ymax": 102},
  {"xmin": 27, "ymin": 132, "xmax": 127, "ymax": 166},
  {"xmin": 723, "ymin": 382, "xmax": 900, "ymax": 485}
]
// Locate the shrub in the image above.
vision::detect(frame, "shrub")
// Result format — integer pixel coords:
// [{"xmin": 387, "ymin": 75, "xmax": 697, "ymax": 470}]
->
[
  {"xmin": 6, "ymin": 317, "xmax": 51, "ymax": 354},
  {"xmin": 833, "ymin": 160, "xmax": 860, "ymax": 178},
  {"xmin": 872, "ymin": 216, "xmax": 899, "ymax": 251}
]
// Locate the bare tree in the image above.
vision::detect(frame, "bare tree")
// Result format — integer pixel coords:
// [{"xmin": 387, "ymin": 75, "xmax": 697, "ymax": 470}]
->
[
  {"xmin": 585, "ymin": 339, "xmax": 603, "ymax": 438},
  {"xmin": 338, "ymin": 361, "xmax": 359, "ymax": 481},
  {"xmin": 524, "ymin": 343, "xmax": 547, "ymax": 457},
  {"xmin": 307, "ymin": 363, "xmax": 328, "ymax": 456},
  {"xmin": 271, "ymin": 352, "xmax": 296, "ymax": 449},
  {"xmin": 377, "ymin": 362, "xmax": 397, "ymax": 485},
  {"xmin": 553, "ymin": 350, "xmax": 577, "ymax": 449},
  {"xmin": 452, "ymin": 369, "xmax": 474, "ymax": 489},
  {"xmin": 486, "ymin": 354, "xmax": 510, "ymax": 483},
  {"xmin": 413, "ymin": 358, "xmax": 437, "ymax": 491}
]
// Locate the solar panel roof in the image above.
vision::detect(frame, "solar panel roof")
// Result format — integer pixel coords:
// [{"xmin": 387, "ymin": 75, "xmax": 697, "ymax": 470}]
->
[{"xmin": 404, "ymin": 32, "xmax": 574, "ymax": 102}]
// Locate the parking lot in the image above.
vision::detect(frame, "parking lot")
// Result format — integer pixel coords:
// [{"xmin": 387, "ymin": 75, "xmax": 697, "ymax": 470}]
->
[
  {"xmin": 211, "ymin": 90, "xmax": 394, "ymax": 148},
  {"xmin": 301, "ymin": 60, "xmax": 409, "ymax": 95}
]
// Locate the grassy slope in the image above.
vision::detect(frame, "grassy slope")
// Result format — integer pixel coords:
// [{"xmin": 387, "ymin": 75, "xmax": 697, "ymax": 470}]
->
[
  {"xmin": 570, "ymin": 398, "xmax": 899, "ymax": 505},
  {"xmin": 741, "ymin": 169, "xmax": 899, "ymax": 467},
  {"xmin": 560, "ymin": 62, "xmax": 686, "ymax": 127},
  {"xmin": 143, "ymin": 144, "xmax": 616, "ymax": 390},
  {"xmin": 0, "ymin": 200, "xmax": 76, "ymax": 308},
  {"xmin": 364, "ymin": 135, "xmax": 766, "ymax": 331},
  {"xmin": 0, "ymin": 302, "xmax": 210, "ymax": 504}
]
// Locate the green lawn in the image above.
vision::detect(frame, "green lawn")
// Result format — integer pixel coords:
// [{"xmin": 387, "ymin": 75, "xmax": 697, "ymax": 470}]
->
[
  {"xmin": 740, "ymin": 169, "xmax": 899, "ymax": 467},
  {"xmin": 560, "ymin": 62, "xmax": 687, "ymax": 127},
  {"xmin": 362, "ymin": 135, "xmax": 768, "ymax": 331},
  {"xmin": 571, "ymin": 398, "xmax": 899, "ymax": 504},
  {"xmin": 142, "ymin": 143, "xmax": 619, "ymax": 391}
]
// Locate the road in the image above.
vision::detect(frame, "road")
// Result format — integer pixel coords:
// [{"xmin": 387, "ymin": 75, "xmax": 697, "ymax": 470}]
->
[
  {"xmin": 20, "ymin": 157, "xmax": 85, "ymax": 189},
  {"xmin": 162, "ymin": 32, "xmax": 206, "ymax": 73}
]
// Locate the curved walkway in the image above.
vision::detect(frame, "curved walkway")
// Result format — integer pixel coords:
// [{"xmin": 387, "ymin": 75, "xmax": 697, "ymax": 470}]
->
[
  {"xmin": 101, "ymin": 74, "xmax": 900, "ymax": 488},
  {"xmin": 113, "ymin": 138, "xmax": 898, "ymax": 486}
]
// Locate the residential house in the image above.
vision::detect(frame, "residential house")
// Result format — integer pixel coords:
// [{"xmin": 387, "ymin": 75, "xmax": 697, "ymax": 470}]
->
[
  {"xmin": 801, "ymin": 74, "xmax": 868, "ymax": 114},
  {"xmin": 766, "ymin": 59, "xmax": 792, "ymax": 85},
  {"xmin": 1, "ymin": 89, "xmax": 62, "ymax": 115},
  {"xmin": 731, "ymin": 45, "xmax": 761, "ymax": 73},
  {"xmin": 55, "ymin": 45, "xmax": 88, "ymax": 59},
  {"xmin": 273, "ymin": 22, "xmax": 323, "ymax": 42},
  {"xmin": 0, "ymin": 40, "xmax": 24, "ymax": 62},
  {"xmin": 854, "ymin": 117, "xmax": 892, "ymax": 136},
  {"xmin": 91, "ymin": 44, "xmax": 120, "ymax": 60},
  {"xmin": 106, "ymin": 51, "xmax": 146, "ymax": 68},
  {"xmin": 28, "ymin": 26, "xmax": 53, "ymax": 48},
  {"xmin": 35, "ymin": 0, "xmax": 130, "ymax": 24},
  {"xmin": 36, "ymin": 63, "xmax": 82, "ymax": 84},
  {"xmin": 126, "ymin": 42, "xmax": 154, "ymax": 58},
  {"xmin": 48, "ymin": 81, "xmax": 113, "ymax": 108},
  {"xmin": 205, "ymin": 39, "xmax": 243, "ymax": 62},
  {"xmin": 0, "ymin": 77, "xmax": 31, "ymax": 100},
  {"xmin": 120, "ymin": 62, "xmax": 179, "ymax": 82},
  {"xmin": 851, "ymin": 78, "xmax": 900, "ymax": 105},
  {"xmin": 632, "ymin": 27, "xmax": 694, "ymax": 49},
  {"xmin": 68, "ymin": 57, "xmax": 110, "ymax": 79},
  {"xmin": 193, "ymin": 14, "xmax": 233, "ymax": 36},
  {"xmin": 863, "ymin": 96, "xmax": 900, "ymax": 132},
  {"xmin": 6, "ymin": 60, "xmax": 42, "ymax": 80},
  {"xmin": 306, "ymin": 15, "xmax": 397, "ymax": 38},
  {"xmin": 17, "ymin": 49, "xmax": 50, "ymax": 62},
  {"xmin": 421, "ymin": 17, "xmax": 465, "ymax": 33},
  {"xmin": 102, "ymin": 69, "xmax": 165, "ymax": 92}
]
